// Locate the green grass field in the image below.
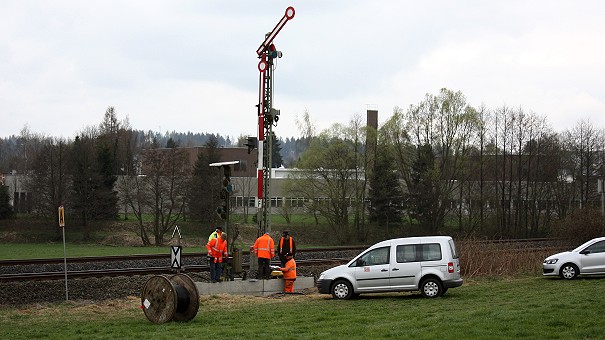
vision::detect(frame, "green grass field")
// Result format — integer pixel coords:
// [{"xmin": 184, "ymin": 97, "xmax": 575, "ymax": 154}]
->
[
  {"xmin": 1, "ymin": 223, "xmax": 600, "ymax": 338},
  {"xmin": 0, "ymin": 243, "xmax": 203, "ymax": 260},
  {"xmin": 1, "ymin": 276, "xmax": 603, "ymax": 339}
]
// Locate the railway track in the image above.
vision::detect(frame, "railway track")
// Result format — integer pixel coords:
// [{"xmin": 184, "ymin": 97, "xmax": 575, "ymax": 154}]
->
[
  {"xmin": 0, "ymin": 239, "xmax": 567, "ymax": 306},
  {"xmin": 0, "ymin": 258, "xmax": 351, "ymax": 282},
  {"xmin": 0, "ymin": 245, "xmax": 366, "ymax": 267},
  {"xmin": 0, "ymin": 259, "xmax": 350, "ymax": 282},
  {"xmin": 0, "ymin": 246, "xmax": 361, "ymax": 282},
  {"xmin": 0, "ymin": 239, "xmax": 564, "ymax": 283}
]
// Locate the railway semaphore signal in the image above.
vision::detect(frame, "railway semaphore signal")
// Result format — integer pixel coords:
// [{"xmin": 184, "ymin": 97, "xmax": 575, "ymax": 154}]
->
[{"xmin": 255, "ymin": 7, "xmax": 295, "ymax": 236}]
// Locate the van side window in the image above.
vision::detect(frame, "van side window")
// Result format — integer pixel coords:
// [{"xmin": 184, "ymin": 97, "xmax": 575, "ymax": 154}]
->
[
  {"xmin": 354, "ymin": 246, "xmax": 390, "ymax": 266},
  {"xmin": 396, "ymin": 245, "xmax": 418, "ymax": 263},
  {"xmin": 421, "ymin": 244, "xmax": 442, "ymax": 261}
]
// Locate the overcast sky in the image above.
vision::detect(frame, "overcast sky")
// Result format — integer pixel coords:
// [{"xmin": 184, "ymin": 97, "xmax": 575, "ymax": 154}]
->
[{"xmin": 1, "ymin": 1, "xmax": 604, "ymax": 141}]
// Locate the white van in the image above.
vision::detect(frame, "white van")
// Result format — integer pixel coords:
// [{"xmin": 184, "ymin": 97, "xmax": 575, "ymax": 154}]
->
[{"xmin": 316, "ymin": 236, "xmax": 463, "ymax": 299}]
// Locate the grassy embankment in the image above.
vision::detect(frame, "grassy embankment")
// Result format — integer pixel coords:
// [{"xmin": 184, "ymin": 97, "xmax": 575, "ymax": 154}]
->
[
  {"xmin": 2, "ymin": 218, "xmax": 600, "ymax": 338},
  {"xmin": 1, "ymin": 276, "xmax": 603, "ymax": 339}
]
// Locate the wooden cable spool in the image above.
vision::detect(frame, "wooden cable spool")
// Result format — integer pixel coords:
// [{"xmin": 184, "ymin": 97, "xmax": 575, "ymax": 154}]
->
[{"xmin": 141, "ymin": 273, "xmax": 200, "ymax": 324}]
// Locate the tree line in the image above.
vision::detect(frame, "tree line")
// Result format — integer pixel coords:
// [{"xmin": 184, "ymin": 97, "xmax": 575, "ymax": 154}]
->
[
  {"xmin": 286, "ymin": 89, "xmax": 605, "ymax": 242},
  {"xmin": 2, "ymin": 88, "xmax": 605, "ymax": 244},
  {"xmin": 0, "ymin": 107, "xmax": 292, "ymax": 244}
]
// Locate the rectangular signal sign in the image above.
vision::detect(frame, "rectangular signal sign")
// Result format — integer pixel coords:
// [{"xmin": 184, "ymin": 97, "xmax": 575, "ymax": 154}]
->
[{"xmin": 58, "ymin": 206, "xmax": 65, "ymax": 227}]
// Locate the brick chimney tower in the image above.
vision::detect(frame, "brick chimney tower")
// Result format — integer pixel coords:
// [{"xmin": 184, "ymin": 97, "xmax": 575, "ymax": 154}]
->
[{"xmin": 367, "ymin": 108, "xmax": 378, "ymax": 172}]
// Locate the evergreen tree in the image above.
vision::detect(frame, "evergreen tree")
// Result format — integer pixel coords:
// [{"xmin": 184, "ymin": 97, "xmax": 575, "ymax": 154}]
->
[
  {"xmin": 188, "ymin": 136, "xmax": 222, "ymax": 224},
  {"xmin": 95, "ymin": 107, "xmax": 120, "ymax": 220},
  {"xmin": 95, "ymin": 143, "xmax": 119, "ymax": 220},
  {"xmin": 368, "ymin": 149, "xmax": 404, "ymax": 227},
  {"xmin": 70, "ymin": 109, "xmax": 133, "ymax": 231},
  {"xmin": 408, "ymin": 143, "xmax": 439, "ymax": 231},
  {"xmin": 0, "ymin": 185, "xmax": 14, "ymax": 219},
  {"xmin": 166, "ymin": 137, "xmax": 178, "ymax": 148},
  {"xmin": 270, "ymin": 131, "xmax": 283, "ymax": 168},
  {"xmin": 70, "ymin": 134, "xmax": 101, "ymax": 228}
]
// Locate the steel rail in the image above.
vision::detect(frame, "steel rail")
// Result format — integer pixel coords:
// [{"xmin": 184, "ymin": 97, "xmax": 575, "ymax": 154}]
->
[
  {"xmin": 0, "ymin": 258, "xmax": 350, "ymax": 282},
  {"xmin": 0, "ymin": 246, "xmax": 366, "ymax": 267}
]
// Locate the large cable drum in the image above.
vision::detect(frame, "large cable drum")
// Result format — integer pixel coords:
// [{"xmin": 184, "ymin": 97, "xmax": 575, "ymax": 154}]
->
[
  {"xmin": 169, "ymin": 274, "xmax": 200, "ymax": 322},
  {"xmin": 141, "ymin": 273, "xmax": 200, "ymax": 324}
]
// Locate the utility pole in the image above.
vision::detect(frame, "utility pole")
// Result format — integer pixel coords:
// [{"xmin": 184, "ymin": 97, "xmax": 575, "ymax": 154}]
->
[{"xmin": 255, "ymin": 7, "xmax": 295, "ymax": 236}]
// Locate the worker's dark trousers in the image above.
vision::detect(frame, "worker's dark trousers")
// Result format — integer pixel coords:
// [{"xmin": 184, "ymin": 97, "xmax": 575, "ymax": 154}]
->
[
  {"xmin": 210, "ymin": 260, "xmax": 223, "ymax": 282},
  {"xmin": 257, "ymin": 258, "xmax": 271, "ymax": 279}
]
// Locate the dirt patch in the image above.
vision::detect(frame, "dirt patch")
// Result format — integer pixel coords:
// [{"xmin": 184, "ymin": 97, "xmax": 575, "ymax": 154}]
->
[{"xmin": 199, "ymin": 288, "xmax": 326, "ymax": 308}]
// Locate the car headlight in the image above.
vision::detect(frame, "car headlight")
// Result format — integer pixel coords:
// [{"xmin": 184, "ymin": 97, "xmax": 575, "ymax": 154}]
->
[
  {"xmin": 318, "ymin": 273, "xmax": 325, "ymax": 280},
  {"xmin": 544, "ymin": 259, "xmax": 558, "ymax": 265}
]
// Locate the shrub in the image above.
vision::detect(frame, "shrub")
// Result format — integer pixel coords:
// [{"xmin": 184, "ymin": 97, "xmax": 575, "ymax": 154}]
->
[
  {"xmin": 458, "ymin": 238, "xmax": 564, "ymax": 278},
  {"xmin": 551, "ymin": 208, "xmax": 605, "ymax": 243}
]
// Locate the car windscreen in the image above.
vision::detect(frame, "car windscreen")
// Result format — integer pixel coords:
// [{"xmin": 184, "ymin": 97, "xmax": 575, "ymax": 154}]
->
[{"xmin": 573, "ymin": 239, "xmax": 599, "ymax": 252}]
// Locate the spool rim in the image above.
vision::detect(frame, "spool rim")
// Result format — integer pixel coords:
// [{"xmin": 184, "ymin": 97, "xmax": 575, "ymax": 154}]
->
[
  {"xmin": 170, "ymin": 273, "xmax": 200, "ymax": 322},
  {"xmin": 141, "ymin": 275, "xmax": 178, "ymax": 324}
]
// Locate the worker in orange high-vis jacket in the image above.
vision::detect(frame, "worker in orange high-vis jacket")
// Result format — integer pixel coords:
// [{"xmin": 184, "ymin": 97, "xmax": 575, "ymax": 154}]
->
[
  {"xmin": 277, "ymin": 230, "xmax": 296, "ymax": 266},
  {"xmin": 206, "ymin": 233, "xmax": 228, "ymax": 282},
  {"xmin": 254, "ymin": 232, "xmax": 275, "ymax": 279},
  {"xmin": 279, "ymin": 252, "xmax": 297, "ymax": 293}
]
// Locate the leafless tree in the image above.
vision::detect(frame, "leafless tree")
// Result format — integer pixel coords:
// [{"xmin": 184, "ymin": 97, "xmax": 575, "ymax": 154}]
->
[
  {"xmin": 562, "ymin": 120, "xmax": 605, "ymax": 209},
  {"xmin": 386, "ymin": 89, "xmax": 479, "ymax": 233},
  {"xmin": 24, "ymin": 137, "xmax": 70, "ymax": 237},
  {"xmin": 120, "ymin": 146, "xmax": 190, "ymax": 246},
  {"xmin": 287, "ymin": 119, "xmax": 368, "ymax": 243}
]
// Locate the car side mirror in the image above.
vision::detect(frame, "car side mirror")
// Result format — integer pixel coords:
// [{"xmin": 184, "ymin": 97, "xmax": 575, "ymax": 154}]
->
[
  {"xmin": 356, "ymin": 258, "xmax": 365, "ymax": 267},
  {"xmin": 580, "ymin": 249, "xmax": 590, "ymax": 255}
]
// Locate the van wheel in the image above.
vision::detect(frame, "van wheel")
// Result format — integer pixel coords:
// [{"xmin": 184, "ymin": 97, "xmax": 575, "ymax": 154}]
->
[
  {"xmin": 331, "ymin": 280, "xmax": 353, "ymax": 299},
  {"xmin": 559, "ymin": 264, "xmax": 578, "ymax": 280},
  {"xmin": 420, "ymin": 278, "xmax": 443, "ymax": 298}
]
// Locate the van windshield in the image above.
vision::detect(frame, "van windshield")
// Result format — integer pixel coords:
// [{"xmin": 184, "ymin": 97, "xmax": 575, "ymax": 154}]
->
[{"xmin": 448, "ymin": 239, "xmax": 459, "ymax": 259}]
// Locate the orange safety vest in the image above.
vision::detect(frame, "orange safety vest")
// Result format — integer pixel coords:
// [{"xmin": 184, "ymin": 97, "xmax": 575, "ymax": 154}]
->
[
  {"xmin": 254, "ymin": 233, "xmax": 275, "ymax": 259},
  {"xmin": 206, "ymin": 237, "xmax": 228, "ymax": 262},
  {"xmin": 280, "ymin": 258, "xmax": 296, "ymax": 280},
  {"xmin": 279, "ymin": 236, "xmax": 294, "ymax": 255}
]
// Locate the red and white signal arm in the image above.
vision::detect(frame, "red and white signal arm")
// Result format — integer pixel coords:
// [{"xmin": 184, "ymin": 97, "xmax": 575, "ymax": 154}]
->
[{"xmin": 58, "ymin": 206, "xmax": 65, "ymax": 227}]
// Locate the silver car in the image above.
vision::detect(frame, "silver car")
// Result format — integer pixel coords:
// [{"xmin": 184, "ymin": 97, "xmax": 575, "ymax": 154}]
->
[
  {"xmin": 316, "ymin": 236, "xmax": 463, "ymax": 299},
  {"xmin": 543, "ymin": 237, "xmax": 605, "ymax": 279}
]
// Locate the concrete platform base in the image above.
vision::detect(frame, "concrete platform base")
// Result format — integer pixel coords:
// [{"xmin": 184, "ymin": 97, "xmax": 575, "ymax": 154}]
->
[{"xmin": 195, "ymin": 276, "xmax": 315, "ymax": 296}]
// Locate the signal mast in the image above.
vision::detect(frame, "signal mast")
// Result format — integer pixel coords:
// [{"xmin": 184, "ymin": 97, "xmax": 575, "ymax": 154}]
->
[{"xmin": 254, "ymin": 7, "xmax": 295, "ymax": 235}]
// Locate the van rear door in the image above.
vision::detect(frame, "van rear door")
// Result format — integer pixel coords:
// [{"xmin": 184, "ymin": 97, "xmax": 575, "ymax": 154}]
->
[{"xmin": 448, "ymin": 239, "xmax": 461, "ymax": 277}]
